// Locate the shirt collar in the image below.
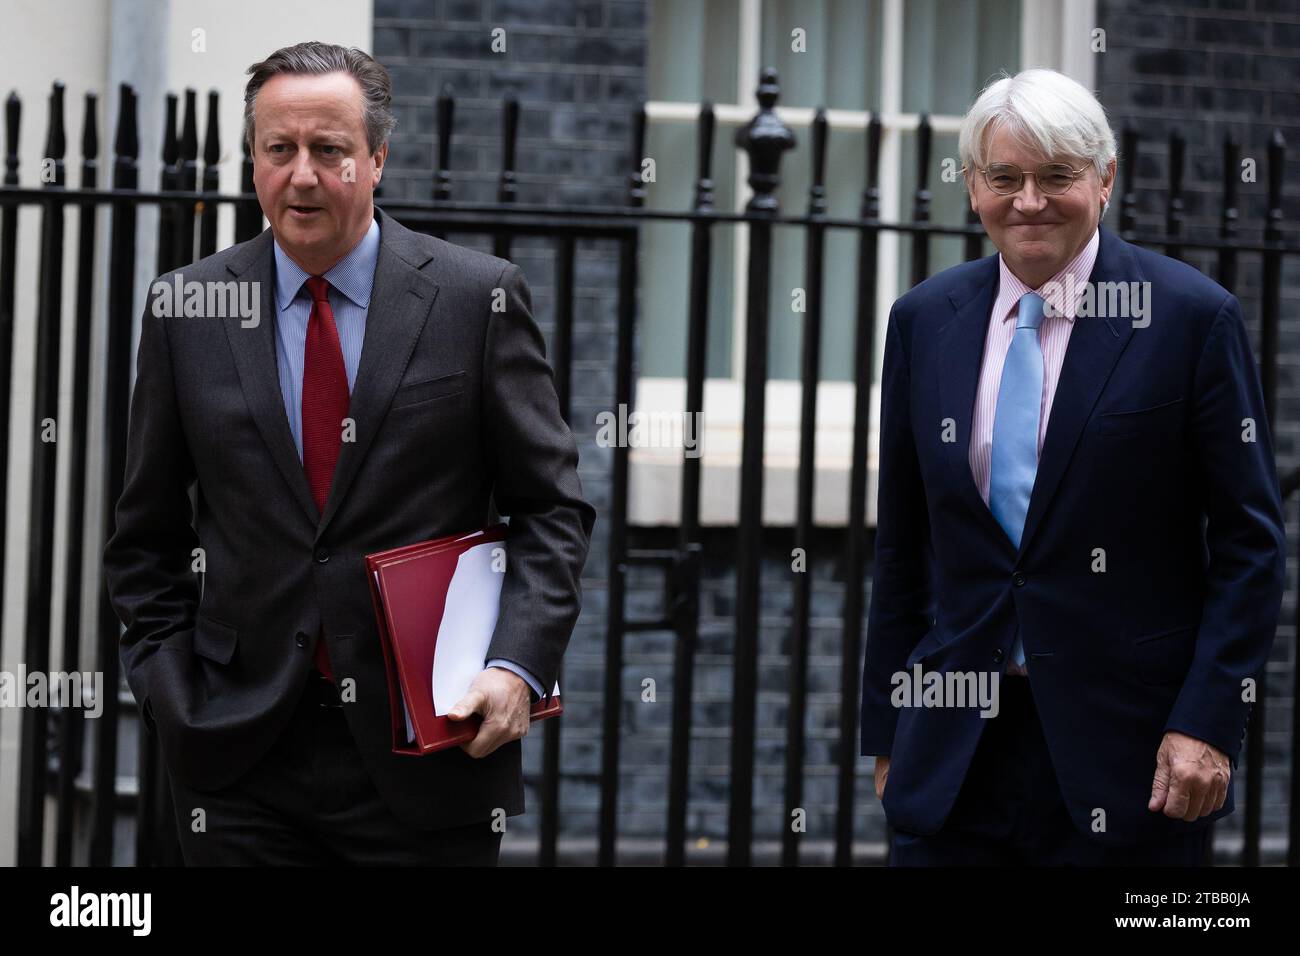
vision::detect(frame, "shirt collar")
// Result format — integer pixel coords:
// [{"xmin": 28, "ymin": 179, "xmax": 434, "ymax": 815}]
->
[
  {"xmin": 992, "ymin": 226, "xmax": 1100, "ymax": 324},
  {"xmin": 273, "ymin": 215, "xmax": 380, "ymax": 312}
]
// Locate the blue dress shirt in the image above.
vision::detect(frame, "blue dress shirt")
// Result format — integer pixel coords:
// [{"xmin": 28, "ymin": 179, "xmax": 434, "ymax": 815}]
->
[{"xmin": 271, "ymin": 216, "xmax": 544, "ymax": 702}]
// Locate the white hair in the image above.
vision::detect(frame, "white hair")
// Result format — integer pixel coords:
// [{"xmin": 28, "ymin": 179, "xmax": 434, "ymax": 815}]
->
[{"xmin": 959, "ymin": 68, "xmax": 1117, "ymax": 217}]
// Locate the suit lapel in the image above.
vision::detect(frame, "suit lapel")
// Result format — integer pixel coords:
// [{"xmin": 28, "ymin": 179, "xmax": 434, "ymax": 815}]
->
[
  {"xmin": 313, "ymin": 209, "xmax": 439, "ymax": 542},
  {"xmin": 937, "ymin": 254, "xmax": 1015, "ymax": 551},
  {"xmin": 222, "ymin": 230, "xmax": 320, "ymax": 527},
  {"xmin": 221, "ymin": 208, "xmax": 441, "ymax": 539},
  {"xmin": 1016, "ymin": 226, "xmax": 1143, "ymax": 558}
]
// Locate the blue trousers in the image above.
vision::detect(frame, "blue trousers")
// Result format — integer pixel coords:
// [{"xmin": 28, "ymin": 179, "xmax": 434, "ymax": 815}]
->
[{"xmin": 889, "ymin": 675, "xmax": 1210, "ymax": 866}]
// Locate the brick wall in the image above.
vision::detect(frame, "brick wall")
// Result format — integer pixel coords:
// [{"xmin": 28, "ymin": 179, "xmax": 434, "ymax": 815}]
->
[{"xmin": 374, "ymin": 0, "xmax": 643, "ymax": 206}]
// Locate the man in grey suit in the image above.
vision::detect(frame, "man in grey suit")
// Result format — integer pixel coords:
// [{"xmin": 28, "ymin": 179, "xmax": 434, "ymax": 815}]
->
[{"xmin": 102, "ymin": 42, "xmax": 595, "ymax": 865}]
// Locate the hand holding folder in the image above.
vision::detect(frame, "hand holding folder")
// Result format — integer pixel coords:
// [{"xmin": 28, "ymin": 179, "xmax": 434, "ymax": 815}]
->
[{"xmin": 366, "ymin": 523, "xmax": 563, "ymax": 755}]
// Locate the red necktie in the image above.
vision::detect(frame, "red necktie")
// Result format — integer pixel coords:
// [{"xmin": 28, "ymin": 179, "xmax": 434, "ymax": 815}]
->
[{"xmin": 301, "ymin": 275, "xmax": 348, "ymax": 682}]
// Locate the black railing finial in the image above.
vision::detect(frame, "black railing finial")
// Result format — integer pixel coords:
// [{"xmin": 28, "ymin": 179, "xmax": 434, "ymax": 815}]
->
[
  {"xmin": 44, "ymin": 81, "xmax": 66, "ymax": 185},
  {"xmin": 498, "ymin": 95, "xmax": 519, "ymax": 204},
  {"xmin": 180, "ymin": 88, "xmax": 199, "ymax": 168},
  {"xmin": 434, "ymin": 84, "xmax": 454, "ymax": 201},
  {"xmin": 1220, "ymin": 132, "xmax": 1240, "ymax": 239},
  {"xmin": 692, "ymin": 102, "xmax": 715, "ymax": 213},
  {"xmin": 203, "ymin": 89, "xmax": 220, "ymax": 169},
  {"xmin": 236, "ymin": 120, "xmax": 259, "ymax": 241},
  {"xmin": 200, "ymin": 90, "xmax": 222, "ymax": 258},
  {"xmin": 807, "ymin": 107, "xmax": 828, "ymax": 217},
  {"xmin": 161, "ymin": 93, "xmax": 178, "ymax": 169},
  {"xmin": 911, "ymin": 112, "xmax": 932, "ymax": 220},
  {"xmin": 114, "ymin": 83, "xmax": 139, "ymax": 163},
  {"xmin": 80, "ymin": 92, "xmax": 98, "ymax": 179},
  {"xmin": 1266, "ymin": 128, "xmax": 1286, "ymax": 244},
  {"xmin": 861, "ymin": 112, "xmax": 881, "ymax": 221},
  {"xmin": 910, "ymin": 113, "xmax": 933, "ymax": 284},
  {"xmin": 1218, "ymin": 132, "xmax": 1240, "ymax": 289},
  {"xmin": 4, "ymin": 91, "xmax": 20, "ymax": 186},
  {"xmin": 627, "ymin": 102, "xmax": 646, "ymax": 207},
  {"xmin": 1119, "ymin": 123, "xmax": 1138, "ymax": 237},
  {"xmin": 734, "ymin": 68, "xmax": 795, "ymax": 213},
  {"xmin": 1166, "ymin": 129, "xmax": 1185, "ymax": 259}
]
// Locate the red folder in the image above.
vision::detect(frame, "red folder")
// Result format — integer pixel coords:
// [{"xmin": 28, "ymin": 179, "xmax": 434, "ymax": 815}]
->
[{"xmin": 365, "ymin": 522, "xmax": 563, "ymax": 755}]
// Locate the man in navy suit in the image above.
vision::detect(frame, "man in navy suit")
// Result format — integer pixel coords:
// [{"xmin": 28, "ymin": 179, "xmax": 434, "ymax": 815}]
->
[{"xmin": 860, "ymin": 69, "xmax": 1285, "ymax": 865}]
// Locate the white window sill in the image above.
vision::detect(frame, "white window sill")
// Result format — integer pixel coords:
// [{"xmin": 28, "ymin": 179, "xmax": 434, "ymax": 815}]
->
[{"xmin": 626, "ymin": 377, "xmax": 880, "ymax": 528}]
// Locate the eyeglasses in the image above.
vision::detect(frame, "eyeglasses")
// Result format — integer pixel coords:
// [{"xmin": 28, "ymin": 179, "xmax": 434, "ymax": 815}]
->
[{"xmin": 962, "ymin": 162, "xmax": 1090, "ymax": 196}]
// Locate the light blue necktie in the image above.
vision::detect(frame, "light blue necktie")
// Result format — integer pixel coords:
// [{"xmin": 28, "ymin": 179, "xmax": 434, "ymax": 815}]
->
[{"xmin": 989, "ymin": 292, "xmax": 1046, "ymax": 668}]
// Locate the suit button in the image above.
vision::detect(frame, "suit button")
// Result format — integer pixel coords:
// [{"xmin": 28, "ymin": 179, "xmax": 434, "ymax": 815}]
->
[
  {"xmin": 314, "ymin": 548, "xmax": 330, "ymax": 564},
  {"xmin": 993, "ymin": 648, "xmax": 1005, "ymax": 664},
  {"xmin": 295, "ymin": 632, "xmax": 307, "ymax": 648},
  {"xmin": 1012, "ymin": 571, "xmax": 1026, "ymax": 587}
]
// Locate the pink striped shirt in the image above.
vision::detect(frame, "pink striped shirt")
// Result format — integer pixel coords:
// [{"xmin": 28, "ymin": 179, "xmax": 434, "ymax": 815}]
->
[{"xmin": 968, "ymin": 228, "xmax": 1100, "ymax": 506}]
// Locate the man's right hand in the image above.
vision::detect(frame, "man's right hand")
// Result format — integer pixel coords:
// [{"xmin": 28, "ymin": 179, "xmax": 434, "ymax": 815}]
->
[{"xmin": 874, "ymin": 755, "xmax": 890, "ymax": 800}]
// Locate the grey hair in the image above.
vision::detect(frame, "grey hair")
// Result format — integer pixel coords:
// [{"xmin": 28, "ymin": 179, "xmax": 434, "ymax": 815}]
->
[
  {"xmin": 243, "ymin": 41, "xmax": 396, "ymax": 155},
  {"xmin": 959, "ymin": 68, "xmax": 1117, "ymax": 217}
]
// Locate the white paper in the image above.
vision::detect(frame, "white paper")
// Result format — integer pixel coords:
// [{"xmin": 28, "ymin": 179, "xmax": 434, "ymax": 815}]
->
[{"xmin": 432, "ymin": 541, "xmax": 508, "ymax": 716}]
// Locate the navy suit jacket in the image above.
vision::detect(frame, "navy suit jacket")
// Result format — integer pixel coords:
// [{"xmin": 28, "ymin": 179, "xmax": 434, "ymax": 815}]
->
[{"xmin": 860, "ymin": 225, "xmax": 1286, "ymax": 846}]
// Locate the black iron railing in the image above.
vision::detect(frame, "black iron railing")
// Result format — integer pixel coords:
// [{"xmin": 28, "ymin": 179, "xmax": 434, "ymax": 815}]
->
[{"xmin": 1, "ymin": 69, "xmax": 1296, "ymax": 867}]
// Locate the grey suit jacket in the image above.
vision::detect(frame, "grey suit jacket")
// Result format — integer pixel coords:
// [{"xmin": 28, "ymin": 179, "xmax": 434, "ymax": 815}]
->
[{"xmin": 103, "ymin": 206, "xmax": 596, "ymax": 830}]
